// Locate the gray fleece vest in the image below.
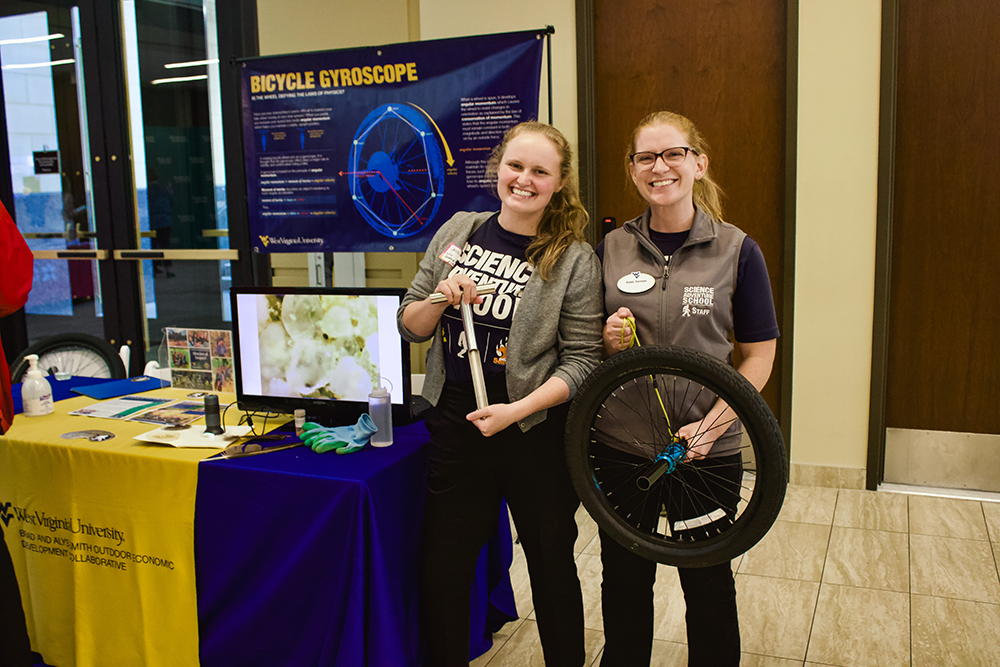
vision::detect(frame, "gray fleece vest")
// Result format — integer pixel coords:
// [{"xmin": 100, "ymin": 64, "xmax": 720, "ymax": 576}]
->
[{"xmin": 597, "ymin": 208, "xmax": 746, "ymax": 457}]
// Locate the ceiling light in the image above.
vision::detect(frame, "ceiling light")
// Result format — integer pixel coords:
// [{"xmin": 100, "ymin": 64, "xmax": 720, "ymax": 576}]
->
[
  {"xmin": 0, "ymin": 33, "xmax": 64, "ymax": 46},
  {"xmin": 151, "ymin": 74, "xmax": 208, "ymax": 85},
  {"xmin": 2, "ymin": 58, "xmax": 75, "ymax": 70},
  {"xmin": 164, "ymin": 59, "xmax": 218, "ymax": 69}
]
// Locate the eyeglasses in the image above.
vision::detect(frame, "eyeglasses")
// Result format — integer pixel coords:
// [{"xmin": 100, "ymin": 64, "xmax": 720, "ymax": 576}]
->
[{"xmin": 629, "ymin": 147, "xmax": 699, "ymax": 169}]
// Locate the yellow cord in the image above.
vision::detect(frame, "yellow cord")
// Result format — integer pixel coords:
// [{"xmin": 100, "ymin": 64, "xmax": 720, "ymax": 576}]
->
[
  {"xmin": 621, "ymin": 316, "xmax": 639, "ymax": 349},
  {"xmin": 622, "ymin": 316, "xmax": 675, "ymax": 437}
]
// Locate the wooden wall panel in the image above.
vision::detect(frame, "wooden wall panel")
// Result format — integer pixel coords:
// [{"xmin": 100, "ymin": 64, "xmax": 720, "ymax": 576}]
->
[
  {"xmin": 887, "ymin": 1, "xmax": 1000, "ymax": 433},
  {"xmin": 592, "ymin": 0, "xmax": 787, "ymax": 415}
]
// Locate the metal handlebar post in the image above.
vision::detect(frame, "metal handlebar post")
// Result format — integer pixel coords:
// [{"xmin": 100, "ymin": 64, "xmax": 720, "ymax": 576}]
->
[{"xmin": 428, "ymin": 283, "xmax": 497, "ymax": 410}]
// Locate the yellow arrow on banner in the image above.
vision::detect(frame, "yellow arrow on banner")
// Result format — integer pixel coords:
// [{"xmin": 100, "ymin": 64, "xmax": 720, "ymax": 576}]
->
[{"xmin": 410, "ymin": 103, "xmax": 455, "ymax": 167}]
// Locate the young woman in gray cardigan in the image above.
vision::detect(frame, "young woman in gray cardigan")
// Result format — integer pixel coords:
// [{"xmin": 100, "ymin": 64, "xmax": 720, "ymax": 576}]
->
[{"xmin": 398, "ymin": 122, "xmax": 603, "ymax": 666}]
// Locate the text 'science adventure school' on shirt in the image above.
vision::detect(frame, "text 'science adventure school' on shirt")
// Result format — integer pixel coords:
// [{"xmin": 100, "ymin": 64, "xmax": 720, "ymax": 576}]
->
[{"xmin": 440, "ymin": 214, "xmax": 532, "ymax": 382}]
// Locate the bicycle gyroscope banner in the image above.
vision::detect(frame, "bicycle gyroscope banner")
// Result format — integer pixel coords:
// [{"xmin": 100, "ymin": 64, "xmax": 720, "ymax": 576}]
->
[{"xmin": 240, "ymin": 29, "xmax": 546, "ymax": 253}]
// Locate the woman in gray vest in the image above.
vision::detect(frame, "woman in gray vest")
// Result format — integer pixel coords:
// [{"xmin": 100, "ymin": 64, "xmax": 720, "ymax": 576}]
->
[
  {"xmin": 399, "ymin": 122, "xmax": 604, "ymax": 666},
  {"xmin": 597, "ymin": 111, "xmax": 780, "ymax": 666}
]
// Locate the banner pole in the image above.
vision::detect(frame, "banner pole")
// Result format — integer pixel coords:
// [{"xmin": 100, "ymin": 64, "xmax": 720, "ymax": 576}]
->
[{"xmin": 545, "ymin": 25, "xmax": 554, "ymax": 124}]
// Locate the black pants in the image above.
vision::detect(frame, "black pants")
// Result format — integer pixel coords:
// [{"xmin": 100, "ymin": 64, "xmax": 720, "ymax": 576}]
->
[
  {"xmin": 420, "ymin": 381, "xmax": 585, "ymax": 667},
  {"xmin": 598, "ymin": 450, "xmax": 742, "ymax": 667},
  {"xmin": 0, "ymin": 528, "xmax": 32, "ymax": 667}
]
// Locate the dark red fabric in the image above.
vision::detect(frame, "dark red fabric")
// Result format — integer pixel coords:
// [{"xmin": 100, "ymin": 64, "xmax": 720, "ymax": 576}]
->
[{"xmin": 0, "ymin": 201, "xmax": 33, "ymax": 435}]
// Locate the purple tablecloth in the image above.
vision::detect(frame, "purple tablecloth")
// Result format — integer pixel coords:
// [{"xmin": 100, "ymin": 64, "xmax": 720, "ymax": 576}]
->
[{"xmin": 194, "ymin": 421, "xmax": 517, "ymax": 665}]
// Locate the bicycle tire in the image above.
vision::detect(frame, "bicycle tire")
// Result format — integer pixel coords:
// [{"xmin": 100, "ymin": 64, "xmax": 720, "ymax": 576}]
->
[
  {"xmin": 565, "ymin": 345, "xmax": 787, "ymax": 568},
  {"xmin": 10, "ymin": 333, "xmax": 127, "ymax": 382}
]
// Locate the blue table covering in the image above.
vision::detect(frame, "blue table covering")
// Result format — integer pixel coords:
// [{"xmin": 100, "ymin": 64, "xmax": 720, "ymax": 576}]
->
[
  {"xmin": 194, "ymin": 421, "xmax": 517, "ymax": 665},
  {"xmin": 10, "ymin": 375, "xmax": 114, "ymax": 413}
]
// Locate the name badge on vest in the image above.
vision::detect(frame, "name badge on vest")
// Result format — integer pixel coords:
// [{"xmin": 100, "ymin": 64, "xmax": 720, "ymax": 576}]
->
[{"xmin": 617, "ymin": 271, "xmax": 655, "ymax": 294}]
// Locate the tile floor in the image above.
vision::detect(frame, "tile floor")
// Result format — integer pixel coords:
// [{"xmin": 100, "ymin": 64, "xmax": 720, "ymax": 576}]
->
[{"xmin": 472, "ymin": 485, "xmax": 1000, "ymax": 667}]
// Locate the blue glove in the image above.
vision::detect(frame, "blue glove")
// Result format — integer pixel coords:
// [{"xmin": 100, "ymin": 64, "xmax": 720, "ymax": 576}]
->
[{"xmin": 301, "ymin": 414, "xmax": 378, "ymax": 454}]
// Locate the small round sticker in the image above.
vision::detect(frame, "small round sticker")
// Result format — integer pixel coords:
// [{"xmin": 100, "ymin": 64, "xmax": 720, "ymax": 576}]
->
[
  {"xmin": 617, "ymin": 271, "xmax": 655, "ymax": 294},
  {"xmin": 61, "ymin": 430, "xmax": 116, "ymax": 441}
]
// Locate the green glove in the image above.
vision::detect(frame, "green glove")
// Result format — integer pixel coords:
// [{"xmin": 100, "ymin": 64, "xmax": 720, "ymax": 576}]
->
[
  {"xmin": 301, "ymin": 422, "xmax": 347, "ymax": 453},
  {"xmin": 300, "ymin": 414, "xmax": 378, "ymax": 454}
]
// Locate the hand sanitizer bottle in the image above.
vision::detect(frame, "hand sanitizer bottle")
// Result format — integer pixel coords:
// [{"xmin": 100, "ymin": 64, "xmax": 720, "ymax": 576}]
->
[
  {"xmin": 368, "ymin": 380, "xmax": 392, "ymax": 447},
  {"xmin": 21, "ymin": 354, "xmax": 54, "ymax": 417}
]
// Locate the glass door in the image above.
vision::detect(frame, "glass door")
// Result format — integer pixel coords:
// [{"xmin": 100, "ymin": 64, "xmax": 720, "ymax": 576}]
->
[
  {"xmin": 0, "ymin": 0, "xmax": 238, "ymax": 373},
  {"xmin": 118, "ymin": 0, "xmax": 235, "ymax": 366},
  {"xmin": 1, "ymin": 3, "xmax": 107, "ymax": 342}
]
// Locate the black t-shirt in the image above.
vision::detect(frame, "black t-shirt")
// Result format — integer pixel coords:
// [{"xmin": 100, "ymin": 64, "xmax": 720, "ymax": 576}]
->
[{"xmin": 442, "ymin": 214, "xmax": 534, "ymax": 382}]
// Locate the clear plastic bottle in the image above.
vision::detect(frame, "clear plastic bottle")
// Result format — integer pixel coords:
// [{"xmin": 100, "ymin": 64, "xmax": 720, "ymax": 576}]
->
[
  {"xmin": 294, "ymin": 409, "xmax": 306, "ymax": 438},
  {"xmin": 368, "ymin": 382, "xmax": 392, "ymax": 447},
  {"xmin": 21, "ymin": 354, "xmax": 54, "ymax": 417}
]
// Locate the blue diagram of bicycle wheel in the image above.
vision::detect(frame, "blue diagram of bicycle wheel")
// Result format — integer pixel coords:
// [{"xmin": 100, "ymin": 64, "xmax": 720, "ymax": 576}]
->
[{"xmin": 348, "ymin": 103, "xmax": 445, "ymax": 239}]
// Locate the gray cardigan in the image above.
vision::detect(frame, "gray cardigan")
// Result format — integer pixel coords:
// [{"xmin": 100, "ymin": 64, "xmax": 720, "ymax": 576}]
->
[{"xmin": 397, "ymin": 211, "xmax": 604, "ymax": 432}]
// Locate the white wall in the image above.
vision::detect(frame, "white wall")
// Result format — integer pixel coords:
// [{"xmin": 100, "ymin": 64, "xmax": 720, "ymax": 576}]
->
[
  {"xmin": 257, "ymin": 0, "xmax": 410, "ymax": 55},
  {"xmin": 792, "ymin": 1, "xmax": 882, "ymax": 469}
]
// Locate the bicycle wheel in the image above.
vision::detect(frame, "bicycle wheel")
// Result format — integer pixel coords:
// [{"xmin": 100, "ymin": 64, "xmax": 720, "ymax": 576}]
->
[
  {"xmin": 565, "ymin": 345, "xmax": 786, "ymax": 568},
  {"xmin": 10, "ymin": 333, "xmax": 127, "ymax": 382}
]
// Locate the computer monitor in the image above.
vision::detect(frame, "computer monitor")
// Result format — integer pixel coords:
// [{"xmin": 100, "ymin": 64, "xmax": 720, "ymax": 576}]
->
[{"xmin": 230, "ymin": 286, "xmax": 412, "ymax": 426}]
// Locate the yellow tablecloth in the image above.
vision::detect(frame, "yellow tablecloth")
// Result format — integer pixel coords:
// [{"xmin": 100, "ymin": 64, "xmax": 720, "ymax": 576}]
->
[{"xmin": 0, "ymin": 388, "xmax": 234, "ymax": 667}]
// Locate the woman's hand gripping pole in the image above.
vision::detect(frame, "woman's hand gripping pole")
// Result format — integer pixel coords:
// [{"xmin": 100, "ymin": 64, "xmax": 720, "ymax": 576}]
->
[{"xmin": 429, "ymin": 283, "xmax": 498, "ymax": 410}]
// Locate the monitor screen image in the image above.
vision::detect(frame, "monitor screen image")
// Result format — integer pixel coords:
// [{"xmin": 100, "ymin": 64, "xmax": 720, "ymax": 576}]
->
[{"xmin": 231, "ymin": 286, "xmax": 410, "ymax": 424}]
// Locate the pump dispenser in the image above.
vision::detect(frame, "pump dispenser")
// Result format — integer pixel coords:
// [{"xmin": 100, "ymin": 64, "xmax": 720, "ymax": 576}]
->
[
  {"xmin": 368, "ymin": 379, "xmax": 392, "ymax": 447},
  {"xmin": 21, "ymin": 354, "xmax": 54, "ymax": 417}
]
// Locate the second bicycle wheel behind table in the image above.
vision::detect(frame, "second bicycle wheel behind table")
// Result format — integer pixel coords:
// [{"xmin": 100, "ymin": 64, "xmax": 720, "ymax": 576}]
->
[
  {"xmin": 9, "ymin": 333, "xmax": 127, "ymax": 383},
  {"xmin": 565, "ymin": 345, "xmax": 787, "ymax": 568}
]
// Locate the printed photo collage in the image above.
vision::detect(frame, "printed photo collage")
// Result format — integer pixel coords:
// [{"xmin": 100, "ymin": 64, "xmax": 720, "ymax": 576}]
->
[{"xmin": 165, "ymin": 328, "xmax": 235, "ymax": 392}]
